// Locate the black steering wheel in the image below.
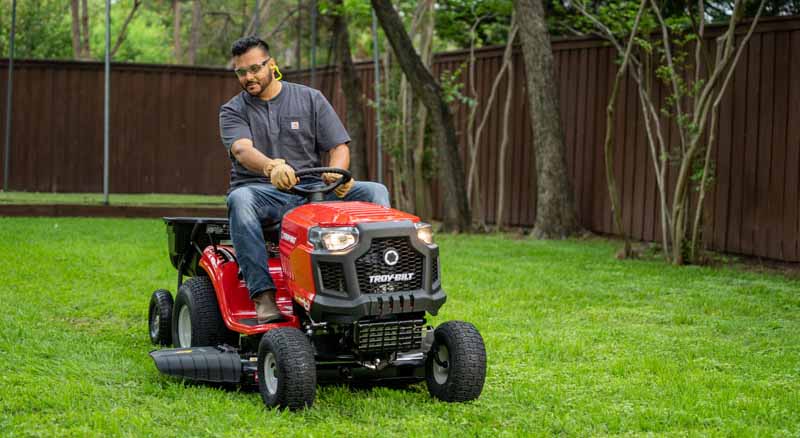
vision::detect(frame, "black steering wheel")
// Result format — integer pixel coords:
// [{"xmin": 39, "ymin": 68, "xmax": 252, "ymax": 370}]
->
[{"xmin": 290, "ymin": 167, "xmax": 352, "ymax": 201}]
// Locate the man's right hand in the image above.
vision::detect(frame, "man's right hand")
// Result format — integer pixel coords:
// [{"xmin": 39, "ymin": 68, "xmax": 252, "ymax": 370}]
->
[{"xmin": 263, "ymin": 159, "xmax": 298, "ymax": 191}]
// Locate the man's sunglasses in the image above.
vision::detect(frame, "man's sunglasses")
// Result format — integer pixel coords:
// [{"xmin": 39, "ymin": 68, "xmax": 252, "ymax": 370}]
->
[{"xmin": 234, "ymin": 57, "xmax": 271, "ymax": 77}]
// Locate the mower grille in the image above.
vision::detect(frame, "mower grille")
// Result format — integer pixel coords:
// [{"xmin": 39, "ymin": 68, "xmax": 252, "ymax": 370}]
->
[
  {"xmin": 432, "ymin": 256, "xmax": 439, "ymax": 284},
  {"xmin": 355, "ymin": 237, "xmax": 424, "ymax": 293},
  {"xmin": 319, "ymin": 261, "xmax": 346, "ymax": 292},
  {"xmin": 353, "ymin": 319, "xmax": 424, "ymax": 354}
]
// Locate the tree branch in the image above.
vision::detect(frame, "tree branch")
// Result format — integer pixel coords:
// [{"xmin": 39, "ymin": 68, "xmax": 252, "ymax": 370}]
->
[
  {"xmin": 267, "ymin": 7, "xmax": 301, "ymax": 40},
  {"xmin": 111, "ymin": 0, "xmax": 143, "ymax": 57},
  {"xmin": 689, "ymin": 0, "xmax": 766, "ymax": 258},
  {"xmin": 650, "ymin": 0, "xmax": 688, "ymax": 153}
]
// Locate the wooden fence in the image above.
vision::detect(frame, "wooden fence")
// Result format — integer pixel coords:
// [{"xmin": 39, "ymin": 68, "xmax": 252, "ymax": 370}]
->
[{"xmin": 0, "ymin": 16, "xmax": 798, "ymax": 262}]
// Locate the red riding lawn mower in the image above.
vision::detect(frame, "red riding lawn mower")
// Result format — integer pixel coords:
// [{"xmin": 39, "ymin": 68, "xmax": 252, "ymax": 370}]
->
[{"xmin": 147, "ymin": 168, "xmax": 487, "ymax": 410}]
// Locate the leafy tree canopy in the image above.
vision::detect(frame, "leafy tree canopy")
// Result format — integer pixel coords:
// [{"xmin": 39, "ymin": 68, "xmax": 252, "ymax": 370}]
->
[{"xmin": 0, "ymin": 0, "xmax": 797, "ymax": 64}]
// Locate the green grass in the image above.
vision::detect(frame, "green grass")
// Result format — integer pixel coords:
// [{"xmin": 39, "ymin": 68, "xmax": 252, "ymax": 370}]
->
[
  {"xmin": 1, "ymin": 217, "xmax": 798, "ymax": 437},
  {"xmin": 0, "ymin": 191, "xmax": 225, "ymax": 207}
]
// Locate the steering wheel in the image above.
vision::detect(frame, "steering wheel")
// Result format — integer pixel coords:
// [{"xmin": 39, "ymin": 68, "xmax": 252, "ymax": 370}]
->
[{"xmin": 290, "ymin": 167, "xmax": 352, "ymax": 200}]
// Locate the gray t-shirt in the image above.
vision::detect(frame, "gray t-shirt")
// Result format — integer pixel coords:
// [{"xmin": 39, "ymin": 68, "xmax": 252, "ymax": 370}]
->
[{"xmin": 219, "ymin": 81, "xmax": 351, "ymax": 190}]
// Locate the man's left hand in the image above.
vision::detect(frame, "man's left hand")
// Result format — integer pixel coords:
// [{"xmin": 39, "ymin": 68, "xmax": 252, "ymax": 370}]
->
[{"xmin": 322, "ymin": 172, "xmax": 354, "ymax": 198}]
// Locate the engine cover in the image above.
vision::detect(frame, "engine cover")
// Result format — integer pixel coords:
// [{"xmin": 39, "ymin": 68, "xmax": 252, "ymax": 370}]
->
[{"xmin": 277, "ymin": 202, "xmax": 446, "ymax": 322}]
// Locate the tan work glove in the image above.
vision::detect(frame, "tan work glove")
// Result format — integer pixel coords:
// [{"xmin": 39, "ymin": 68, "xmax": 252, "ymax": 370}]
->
[
  {"xmin": 322, "ymin": 172, "xmax": 355, "ymax": 198},
  {"xmin": 262, "ymin": 158, "xmax": 284, "ymax": 176},
  {"xmin": 264, "ymin": 159, "xmax": 298, "ymax": 191}
]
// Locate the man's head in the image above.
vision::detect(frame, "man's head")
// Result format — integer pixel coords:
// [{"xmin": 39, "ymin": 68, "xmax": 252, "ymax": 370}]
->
[{"xmin": 231, "ymin": 36, "xmax": 277, "ymax": 97}]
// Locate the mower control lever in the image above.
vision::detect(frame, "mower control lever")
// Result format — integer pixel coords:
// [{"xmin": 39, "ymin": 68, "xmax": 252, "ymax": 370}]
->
[{"xmin": 290, "ymin": 167, "xmax": 352, "ymax": 202}]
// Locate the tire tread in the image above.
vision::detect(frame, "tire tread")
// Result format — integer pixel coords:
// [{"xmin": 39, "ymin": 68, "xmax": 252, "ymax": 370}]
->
[
  {"xmin": 426, "ymin": 320, "xmax": 487, "ymax": 402},
  {"xmin": 259, "ymin": 328, "xmax": 316, "ymax": 410},
  {"xmin": 173, "ymin": 276, "xmax": 237, "ymax": 347}
]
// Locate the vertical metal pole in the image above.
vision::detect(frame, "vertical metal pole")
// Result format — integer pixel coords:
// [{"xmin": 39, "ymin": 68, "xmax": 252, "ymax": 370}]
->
[
  {"xmin": 253, "ymin": 0, "xmax": 259, "ymax": 36},
  {"xmin": 310, "ymin": 0, "xmax": 317, "ymax": 88},
  {"xmin": 3, "ymin": 0, "xmax": 17, "ymax": 192},
  {"xmin": 103, "ymin": 0, "xmax": 111, "ymax": 205},
  {"xmin": 371, "ymin": 9, "xmax": 383, "ymax": 184}
]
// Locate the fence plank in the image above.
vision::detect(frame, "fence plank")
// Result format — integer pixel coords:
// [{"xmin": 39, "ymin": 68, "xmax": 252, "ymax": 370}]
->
[
  {"xmin": 770, "ymin": 32, "xmax": 790, "ymax": 260},
  {"xmin": 756, "ymin": 32, "xmax": 776, "ymax": 258},
  {"xmin": 786, "ymin": 31, "xmax": 800, "ymax": 261},
  {"xmin": 741, "ymin": 34, "xmax": 762, "ymax": 256}
]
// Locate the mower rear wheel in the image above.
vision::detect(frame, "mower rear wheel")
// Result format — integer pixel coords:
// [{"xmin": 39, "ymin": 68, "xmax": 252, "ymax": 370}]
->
[
  {"xmin": 148, "ymin": 289, "xmax": 174, "ymax": 345},
  {"xmin": 257, "ymin": 328, "xmax": 316, "ymax": 410},
  {"xmin": 172, "ymin": 276, "xmax": 237, "ymax": 348},
  {"xmin": 425, "ymin": 321, "xmax": 486, "ymax": 402}
]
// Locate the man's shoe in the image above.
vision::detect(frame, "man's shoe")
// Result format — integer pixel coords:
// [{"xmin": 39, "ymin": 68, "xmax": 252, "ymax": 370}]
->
[{"xmin": 253, "ymin": 290, "xmax": 285, "ymax": 324}]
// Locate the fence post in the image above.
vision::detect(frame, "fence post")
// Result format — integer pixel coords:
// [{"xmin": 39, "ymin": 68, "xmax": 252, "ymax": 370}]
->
[
  {"xmin": 103, "ymin": 0, "xmax": 111, "ymax": 204},
  {"xmin": 3, "ymin": 0, "xmax": 17, "ymax": 192}
]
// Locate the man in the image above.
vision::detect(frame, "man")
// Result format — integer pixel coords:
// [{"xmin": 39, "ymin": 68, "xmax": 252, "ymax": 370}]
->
[{"xmin": 219, "ymin": 36, "xmax": 390, "ymax": 323}]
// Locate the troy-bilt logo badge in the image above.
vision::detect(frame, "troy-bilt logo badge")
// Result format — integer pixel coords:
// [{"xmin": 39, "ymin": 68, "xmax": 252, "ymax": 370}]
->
[
  {"xmin": 383, "ymin": 249, "xmax": 399, "ymax": 266},
  {"xmin": 290, "ymin": 121, "xmax": 300, "ymax": 130},
  {"xmin": 369, "ymin": 273, "xmax": 414, "ymax": 284},
  {"xmin": 280, "ymin": 231, "xmax": 296, "ymax": 244}
]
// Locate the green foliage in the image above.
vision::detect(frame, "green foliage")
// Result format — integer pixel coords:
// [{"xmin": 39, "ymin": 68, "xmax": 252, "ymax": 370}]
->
[
  {"xmin": 89, "ymin": 0, "xmax": 172, "ymax": 64},
  {"xmin": 550, "ymin": 0, "xmax": 659, "ymax": 37},
  {"xmin": 691, "ymin": 152, "xmax": 716, "ymax": 191},
  {"xmin": 0, "ymin": 0, "xmax": 73, "ymax": 59},
  {"xmin": 2, "ymin": 0, "xmax": 798, "ymax": 65},
  {"xmin": 1, "ymin": 218, "xmax": 799, "ymax": 436},
  {"xmin": 434, "ymin": 0, "xmax": 513, "ymax": 49},
  {"xmin": 439, "ymin": 66, "xmax": 472, "ymax": 107}
]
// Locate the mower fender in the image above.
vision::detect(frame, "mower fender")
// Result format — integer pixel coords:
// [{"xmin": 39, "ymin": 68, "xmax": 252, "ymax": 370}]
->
[{"xmin": 198, "ymin": 246, "xmax": 300, "ymax": 335}]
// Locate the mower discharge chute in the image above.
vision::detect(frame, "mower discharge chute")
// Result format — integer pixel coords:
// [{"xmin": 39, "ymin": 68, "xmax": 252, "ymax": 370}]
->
[{"xmin": 147, "ymin": 168, "xmax": 487, "ymax": 410}]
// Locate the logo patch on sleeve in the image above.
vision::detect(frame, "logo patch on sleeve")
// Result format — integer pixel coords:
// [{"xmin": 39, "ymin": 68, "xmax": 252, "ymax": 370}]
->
[{"xmin": 290, "ymin": 121, "xmax": 300, "ymax": 130}]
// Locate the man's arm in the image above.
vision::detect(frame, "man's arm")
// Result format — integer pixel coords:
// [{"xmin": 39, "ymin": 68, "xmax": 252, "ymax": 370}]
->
[
  {"xmin": 220, "ymin": 103, "xmax": 286, "ymax": 178},
  {"xmin": 230, "ymin": 139, "xmax": 275, "ymax": 174},
  {"xmin": 327, "ymin": 144, "xmax": 350, "ymax": 170}
]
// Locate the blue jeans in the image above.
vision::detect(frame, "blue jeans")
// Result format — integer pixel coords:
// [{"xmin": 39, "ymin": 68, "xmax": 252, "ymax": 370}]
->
[{"xmin": 226, "ymin": 181, "xmax": 390, "ymax": 299}]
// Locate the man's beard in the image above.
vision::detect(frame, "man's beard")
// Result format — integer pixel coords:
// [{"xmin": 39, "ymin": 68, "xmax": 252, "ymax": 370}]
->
[{"xmin": 243, "ymin": 73, "xmax": 272, "ymax": 96}]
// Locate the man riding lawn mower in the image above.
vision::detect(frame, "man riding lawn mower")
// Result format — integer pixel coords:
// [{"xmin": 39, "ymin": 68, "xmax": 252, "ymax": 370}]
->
[{"xmin": 147, "ymin": 37, "xmax": 487, "ymax": 410}]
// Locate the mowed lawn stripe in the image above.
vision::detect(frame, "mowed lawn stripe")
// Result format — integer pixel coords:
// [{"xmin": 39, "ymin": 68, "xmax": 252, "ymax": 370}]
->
[{"xmin": 0, "ymin": 218, "xmax": 798, "ymax": 437}]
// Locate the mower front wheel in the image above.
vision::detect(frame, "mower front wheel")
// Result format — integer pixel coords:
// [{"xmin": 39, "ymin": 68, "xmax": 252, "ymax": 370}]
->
[
  {"xmin": 425, "ymin": 321, "xmax": 487, "ymax": 402},
  {"xmin": 257, "ymin": 328, "xmax": 316, "ymax": 410},
  {"xmin": 148, "ymin": 289, "xmax": 173, "ymax": 346}
]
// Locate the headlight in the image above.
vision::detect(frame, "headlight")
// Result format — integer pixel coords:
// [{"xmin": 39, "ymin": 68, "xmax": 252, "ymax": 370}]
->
[
  {"xmin": 415, "ymin": 222, "xmax": 434, "ymax": 245},
  {"xmin": 308, "ymin": 226, "xmax": 359, "ymax": 252}
]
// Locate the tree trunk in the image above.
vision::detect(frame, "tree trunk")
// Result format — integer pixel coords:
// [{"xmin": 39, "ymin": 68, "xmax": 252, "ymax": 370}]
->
[
  {"xmin": 173, "ymin": 0, "xmax": 183, "ymax": 64},
  {"xmin": 331, "ymin": 0, "xmax": 368, "ymax": 180},
  {"xmin": 513, "ymin": 0, "xmax": 581, "ymax": 239},
  {"xmin": 70, "ymin": 0, "xmax": 82, "ymax": 59},
  {"xmin": 187, "ymin": 0, "xmax": 202, "ymax": 64},
  {"xmin": 414, "ymin": 2, "xmax": 435, "ymax": 219},
  {"xmin": 371, "ymin": 0, "xmax": 471, "ymax": 232},
  {"xmin": 244, "ymin": 0, "xmax": 274, "ymax": 37},
  {"xmin": 495, "ymin": 17, "xmax": 519, "ymax": 231},
  {"xmin": 295, "ymin": 0, "xmax": 303, "ymax": 70},
  {"xmin": 395, "ymin": 0, "xmax": 433, "ymax": 214},
  {"xmin": 80, "ymin": 0, "xmax": 91, "ymax": 59}
]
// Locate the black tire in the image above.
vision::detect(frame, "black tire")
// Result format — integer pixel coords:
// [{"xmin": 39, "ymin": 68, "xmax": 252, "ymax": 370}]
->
[
  {"xmin": 425, "ymin": 321, "xmax": 487, "ymax": 402},
  {"xmin": 257, "ymin": 328, "xmax": 316, "ymax": 410},
  {"xmin": 148, "ymin": 289, "xmax": 173, "ymax": 345},
  {"xmin": 171, "ymin": 276, "xmax": 237, "ymax": 348}
]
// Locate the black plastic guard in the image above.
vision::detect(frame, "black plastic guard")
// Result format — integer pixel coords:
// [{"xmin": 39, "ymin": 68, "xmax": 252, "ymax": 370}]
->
[{"xmin": 150, "ymin": 346, "xmax": 243, "ymax": 383}]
